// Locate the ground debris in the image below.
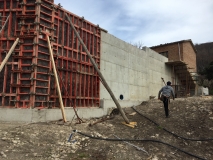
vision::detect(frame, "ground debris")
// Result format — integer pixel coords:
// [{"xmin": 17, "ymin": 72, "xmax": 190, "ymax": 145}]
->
[{"xmin": 0, "ymin": 96, "xmax": 213, "ymax": 160}]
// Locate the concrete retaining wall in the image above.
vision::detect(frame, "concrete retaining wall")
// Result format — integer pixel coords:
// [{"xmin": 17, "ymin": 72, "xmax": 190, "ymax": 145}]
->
[
  {"xmin": 100, "ymin": 32, "xmax": 172, "ymax": 111},
  {"xmin": 0, "ymin": 107, "xmax": 104, "ymax": 122}
]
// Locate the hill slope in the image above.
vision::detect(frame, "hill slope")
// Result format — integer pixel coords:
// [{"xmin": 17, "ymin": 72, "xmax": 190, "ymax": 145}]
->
[{"xmin": 0, "ymin": 96, "xmax": 213, "ymax": 160}]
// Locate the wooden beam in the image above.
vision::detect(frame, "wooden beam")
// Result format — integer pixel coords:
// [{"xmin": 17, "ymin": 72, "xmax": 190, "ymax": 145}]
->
[
  {"xmin": 65, "ymin": 13, "xmax": 130, "ymax": 124},
  {"xmin": 0, "ymin": 13, "xmax": 10, "ymax": 35},
  {"xmin": 47, "ymin": 35, "xmax": 67, "ymax": 122},
  {"xmin": 0, "ymin": 38, "xmax": 19, "ymax": 72},
  {"xmin": 165, "ymin": 60, "xmax": 188, "ymax": 66}
]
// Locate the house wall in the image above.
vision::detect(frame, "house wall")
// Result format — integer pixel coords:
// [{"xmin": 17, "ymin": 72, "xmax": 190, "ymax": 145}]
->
[
  {"xmin": 100, "ymin": 31, "xmax": 173, "ymax": 112},
  {"xmin": 182, "ymin": 41, "xmax": 197, "ymax": 72},
  {"xmin": 150, "ymin": 41, "xmax": 197, "ymax": 73},
  {"xmin": 150, "ymin": 43, "xmax": 183, "ymax": 61}
]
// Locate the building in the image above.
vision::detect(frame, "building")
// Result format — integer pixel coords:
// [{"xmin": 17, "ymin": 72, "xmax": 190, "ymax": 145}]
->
[
  {"xmin": 0, "ymin": 0, "xmax": 181, "ymax": 122},
  {"xmin": 150, "ymin": 40, "xmax": 197, "ymax": 97}
]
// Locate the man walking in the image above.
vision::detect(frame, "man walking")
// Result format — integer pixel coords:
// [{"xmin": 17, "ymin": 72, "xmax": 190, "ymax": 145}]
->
[{"xmin": 158, "ymin": 81, "xmax": 175, "ymax": 118}]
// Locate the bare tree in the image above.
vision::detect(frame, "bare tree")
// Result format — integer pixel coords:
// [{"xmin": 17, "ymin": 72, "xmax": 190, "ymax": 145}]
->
[{"xmin": 130, "ymin": 41, "xmax": 144, "ymax": 49}]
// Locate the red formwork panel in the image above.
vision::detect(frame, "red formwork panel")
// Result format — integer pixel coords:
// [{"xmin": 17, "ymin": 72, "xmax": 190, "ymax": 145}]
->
[{"xmin": 0, "ymin": 0, "xmax": 101, "ymax": 108}]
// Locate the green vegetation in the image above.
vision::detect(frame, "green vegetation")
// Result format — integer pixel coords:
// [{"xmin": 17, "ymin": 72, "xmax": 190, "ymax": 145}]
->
[
  {"xmin": 68, "ymin": 152, "xmax": 89, "ymax": 159},
  {"xmin": 200, "ymin": 61, "xmax": 213, "ymax": 80},
  {"xmin": 209, "ymin": 89, "xmax": 213, "ymax": 95},
  {"xmin": 198, "ymin": 61, "xmax": 213, "ymax": 95}
]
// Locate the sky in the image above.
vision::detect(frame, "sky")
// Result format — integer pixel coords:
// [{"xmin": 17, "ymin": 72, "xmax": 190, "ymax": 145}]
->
[{"xmin": 54, "ymin": 0, "xmax": 213, "ymax": 47}]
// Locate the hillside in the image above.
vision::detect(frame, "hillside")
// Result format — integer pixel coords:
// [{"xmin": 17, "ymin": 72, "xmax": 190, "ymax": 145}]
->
[{"xmin": 195, "ymin": 42, "xmax": 213, "ymax": 72}]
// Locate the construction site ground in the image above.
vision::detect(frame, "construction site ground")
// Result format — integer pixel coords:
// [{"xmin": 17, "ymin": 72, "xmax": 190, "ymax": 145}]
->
[{"xmin": 0, "ymin": 96, "xmax": 213, "ymax": 160}]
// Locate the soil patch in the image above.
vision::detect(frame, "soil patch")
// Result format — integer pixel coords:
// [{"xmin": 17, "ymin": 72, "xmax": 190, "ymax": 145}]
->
[{"xmin": 0, "ymin": 96, "xmax": 213, "ymax": 160}]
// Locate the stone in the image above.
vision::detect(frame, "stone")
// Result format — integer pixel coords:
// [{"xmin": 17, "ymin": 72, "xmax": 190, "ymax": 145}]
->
[
  {"xmin": 33, "ymin": 153, "xmax": 37, "ymax": 157},
  {"xmin": 2, "ymin": 137, "xmax": 7, "ymax": 141},
  {"xmin": 51, "ymin": 154, "xmax": 59, "ymax": 158},
  {"xmin": 12, "ymin": 140, "xmax": 18, "ymax": 144},
  {"xmin": 1, "ymin": 151, "xmax": 7, "ymax": 158},
  {"xmin": 152, "ymin": 155, "xmax": 158, "ymax": 160}
]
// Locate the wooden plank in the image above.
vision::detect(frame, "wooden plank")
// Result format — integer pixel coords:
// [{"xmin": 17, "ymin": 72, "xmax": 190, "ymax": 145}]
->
[
  {"xmin": 122, "ymin": 122, "xmax": 137, "ymax": 128},
  {"xmin": 47, "ymin": 35, "xmax": 67, "ymax": 122},
  {"xmin": 0, "ymin": 38, "xmax": 19, "ymax": 72}
]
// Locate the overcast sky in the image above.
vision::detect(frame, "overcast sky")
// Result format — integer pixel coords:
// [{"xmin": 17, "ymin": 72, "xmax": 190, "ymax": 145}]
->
[{"xmin": 55, "ymin": 0, "xmax": 213, "ymax": 47}]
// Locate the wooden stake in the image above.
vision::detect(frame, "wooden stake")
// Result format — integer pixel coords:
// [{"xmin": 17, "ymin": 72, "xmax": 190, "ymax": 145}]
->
[
  {"xmin": 47, "ymin": 35, "xmax": 67, "ymax": 122},
  {"xmin": 65, "ymin": 13, "xmax": 130, "ymax": 124},
  {"xmin": 0, "ymin": 38, "xmax": 19, "ymax": 72},
  {"xmin": 0, "ymin": 13, "xmax": 10, "ymax": 35}
]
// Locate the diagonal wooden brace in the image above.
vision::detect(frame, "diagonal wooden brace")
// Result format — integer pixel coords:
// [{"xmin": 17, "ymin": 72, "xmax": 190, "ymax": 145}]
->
[
  {"xmin": 0, "ymin": 38, "xmax": 19, "ymax": 72},
  {"xmin": 47, "ymin": 35, "xmax": 67, "ymax": 122}
]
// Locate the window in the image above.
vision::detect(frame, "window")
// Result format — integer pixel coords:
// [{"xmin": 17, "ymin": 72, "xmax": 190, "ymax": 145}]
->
[{"xmin": 159, "ymin": 51, "xmax": 168, "ymax": 58}]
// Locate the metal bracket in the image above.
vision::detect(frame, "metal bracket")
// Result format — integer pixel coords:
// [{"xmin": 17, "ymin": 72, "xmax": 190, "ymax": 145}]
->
[
  {"xmin": 33, "ymin": 42, "xmax": 39, "ymax": 45},
  {"xmin": 10, "ymin": 100, "xmax": 20, "ymax": 102},
  {"xmin": 46, "ymin": 101, "xmax": 54, "ymax": 103},
  {"xmin": 29, "ymin": 92, "xmax": 36, "ymax": 95},
  {"xmin": 49, "ymin": 37, "xmax": 55, "ymax": 42},
  {"xmin": 34, "ymin": 22, "xmax": 40, "ymax": 25},
  {"xmin": 47, "ymin": 72, "xmax": 54, "ymax": 76},
  {"xmin": 18, "ymin": 40, "xmax": 23, "ymax": 45},
  {"xmin": 50, "ymin": 27, "xmax": 56, "ymax": 31},
  {"xmin": 30, "ymin": 77, "xmax": 36, "ymax": 82},
  {"xmin": 1, "ymin": 93, "xmax": 6, "ymax": 97},
  {"xmin": 51, "ymin": 4, "xmax": 58, "ymax": 10},
  {"xmin": 2, "ymin": 50, "xmax": 7, "ymax": 54},
  {"xmin": 19, "ymin": 2, "xmax": 26, "ymax": 6},
  {"xmin": 35, "ymin": 1, "xmax": 42, "ymax": 5},
  {"xmin": 31, "ymin": 63, "xmax": 37, "ymax": 67},
  {"xmin": 18, "ymin": 22, "xmax": 25, "ymax": 26},
  {"xmin": 57, "ymin": 3, "xmax": 63, "ymax": 8}
]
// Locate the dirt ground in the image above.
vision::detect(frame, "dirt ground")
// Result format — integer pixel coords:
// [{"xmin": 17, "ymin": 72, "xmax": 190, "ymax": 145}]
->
[{"xmin": 0, "ymin": 96, "xmax": 213, "ymax": 160}]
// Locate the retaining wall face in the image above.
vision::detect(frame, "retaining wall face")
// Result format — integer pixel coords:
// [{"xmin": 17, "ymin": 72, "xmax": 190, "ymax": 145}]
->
[
  {"xmin": 0, "ymin": 0, "xmax": 101, "ymax": 108},
  {"xmin": 100, "ymin": 32, "xmax": 173, "ymax": 109}
]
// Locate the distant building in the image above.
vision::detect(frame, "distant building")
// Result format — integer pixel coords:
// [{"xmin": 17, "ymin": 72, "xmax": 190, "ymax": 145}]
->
[{"xmin": 150, "ymin": 40, "xmax": 197, "ymax": 97}]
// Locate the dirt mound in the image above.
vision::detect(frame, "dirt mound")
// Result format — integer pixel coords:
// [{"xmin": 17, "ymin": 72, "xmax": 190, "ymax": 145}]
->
[{"xmin": 0, "ymin": 96, "xmax": 213, "ymax": 160}]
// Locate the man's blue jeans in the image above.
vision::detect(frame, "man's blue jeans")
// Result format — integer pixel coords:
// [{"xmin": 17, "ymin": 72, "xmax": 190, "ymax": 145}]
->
[{"xmin": 163, "ymin": 96, "xmax": 169, "ymax": 117}]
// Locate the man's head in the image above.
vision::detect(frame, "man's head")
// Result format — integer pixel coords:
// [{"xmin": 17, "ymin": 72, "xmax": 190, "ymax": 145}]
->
[{"xmin": 167, "ymin": 81, "xmax": 171, "ymax": 85}]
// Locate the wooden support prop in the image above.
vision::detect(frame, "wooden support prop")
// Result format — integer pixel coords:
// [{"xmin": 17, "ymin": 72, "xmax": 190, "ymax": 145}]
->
[
  {"xmin": 47, "ymin": 35, "xmax": 67, "ymax": 122},
  {"xmin": 0, "ymin": 38, "xmax": 19, "ymax": 72},
  {"xmin": 65, "ymin": 13, "xmax": 130, "ymax": 124},
  {"xmin": 89, "ymin": 116, "xmax": 113, "ymax": 126},
  {"xmin": 161, "ymin": 77, "xmax": 166, "ymax": 85},
  {"xmin": 122, "ymin": 122, "xmax": 137, "ymax": 128}
]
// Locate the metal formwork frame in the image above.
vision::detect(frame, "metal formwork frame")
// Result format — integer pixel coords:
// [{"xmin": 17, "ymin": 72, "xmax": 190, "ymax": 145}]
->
[{"xmin": 0, "ymin": 0, "xmax": 101, "ymax": 108}]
